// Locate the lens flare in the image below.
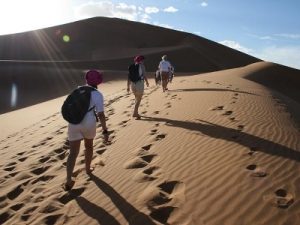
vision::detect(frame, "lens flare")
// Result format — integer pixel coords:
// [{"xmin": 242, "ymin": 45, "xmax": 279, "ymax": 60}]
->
[
  {"xmin": 11, "ymin": 83, "xmax": 17, "ymax": 108},
  {"xmin": 63, "ymin": 35, "xmax": 70, "ymax": 42}
]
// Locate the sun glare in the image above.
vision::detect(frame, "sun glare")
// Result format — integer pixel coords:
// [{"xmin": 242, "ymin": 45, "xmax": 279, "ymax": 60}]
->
[{"xmin": 0, "ymin": 0, "xmax": 73, "ymax": 35}]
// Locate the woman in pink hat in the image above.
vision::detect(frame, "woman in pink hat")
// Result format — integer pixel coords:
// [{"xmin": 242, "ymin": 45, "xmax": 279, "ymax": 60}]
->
[{"xmin": 65, "ymin": 69, "xmax": 108, "ymax": 190}]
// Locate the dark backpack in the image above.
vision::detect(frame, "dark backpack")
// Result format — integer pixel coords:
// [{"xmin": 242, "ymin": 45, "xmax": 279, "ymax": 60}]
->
[
  {"xmin": 61, "ymin": 86, "xmax": 95, "ymax": 124},
  {"xmin": 128, "ymin": 63, "xmax": 141, "ymax": 82}
]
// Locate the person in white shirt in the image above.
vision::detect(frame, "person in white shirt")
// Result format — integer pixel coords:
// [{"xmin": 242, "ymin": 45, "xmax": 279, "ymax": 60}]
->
[
  {"xmin": 158, "ymin": 55, "xmax": 172, "ymax": 92},
  {"xmin": 65, "ymin": 70, "xmax": 109, "ymax": 191}
]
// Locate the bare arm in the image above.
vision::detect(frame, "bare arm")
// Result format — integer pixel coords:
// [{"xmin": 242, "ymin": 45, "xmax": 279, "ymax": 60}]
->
[
  {"xmin": 127, "ymin": 77, "xmax": 131, "ymax": 92},
  {"xmin": 144, "ymin": 75, "xmax": 149, "ymax": 87},
  {"xmin": 97, "ymin": 111, "xmax": 107, "ymax": 132},
  {"xmin": 141, "ymin": 64, "xmax": 149, "ymax": 87}
]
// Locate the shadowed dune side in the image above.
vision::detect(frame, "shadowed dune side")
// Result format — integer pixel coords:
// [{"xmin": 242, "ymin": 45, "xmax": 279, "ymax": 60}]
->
[
  {"xmin": 236, "ymin": 62, "xmax": 300, "ymax": 127},
  {"xmin": 239, "ymin": 62, "xmax": 300, "ymax": 103},
  {"xmin": 0, "ymin": 65, "xmax": 84, "ymax": 114}
]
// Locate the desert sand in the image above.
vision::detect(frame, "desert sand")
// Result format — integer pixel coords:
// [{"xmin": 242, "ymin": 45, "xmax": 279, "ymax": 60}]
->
[
  {"xmin": 1, "ymin": 62, "xmax": 300, "ymax": 225},
  {"xmin": 1, "ymin": 17, "xmax": 300, "ymax": 225}
]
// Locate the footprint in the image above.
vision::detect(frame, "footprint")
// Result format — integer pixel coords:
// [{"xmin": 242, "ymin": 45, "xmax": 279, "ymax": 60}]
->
[
  {"xmin": 158, "ymin": 181, "xmax": 182, "ymax": 195},
  {"xmin": 150, "ymin": 129, "xmax": 158, "ymax": 135},
  {"xmin": 31, "ymin": 175, "xmax": 55, "ymax": 185},
  {"xmin": 96, "ymin": 148, "xmax": 107, "ymax": 155},
  {"xmin": 274, "ymin": 189, "xmax": 294, "ymax": 208},
  {"xmin": 41, "ymin": 214, "xmax": 63, "ymax": 225},
  {"xmin": 147, "ymin": 191, "xmax": 172, "ymax": 208},
  {"xmin": 7, "ymin": 185, "xmax": 24, "ymax": 200},
  {"xmin": 4, "ymin": 165, "xmax": 16, "ymax": 172},
  {"xmin": 17, "ymin": 152, "xmax": 25, "ymax": 156},
  {"xmin": 165, "ymin": 103, "xmax": 172, "ymax": 108},
  {"xmin": 143, "ymin": 166, "xmax": 160, "ymax": 176},
  {"xmin": 124, "ymin": 158, "xmax": 148, "ymax": 169},
  {"xmin": 10, "ymin": 203, "xmax": 24, "ymax": 211},
  {"xmin": 141, "ymin": 154, "xmax": 156, "ymax": 163},
  {"xmin": 248, "ymin": 147, "xmax": 259, "ymax": 156},
  {"xmin": 237, "ymin": 125, "xmax": 244, "ymax": 131},
  {"xmin": 133, "ymin": 171, "xmax": 158, "ymax": 183},
  {"xmin": 222, "ymin": 111, "xmax": 233, "ymax": 116},
  {"xmin": 171, "ymin": 95, "xmax": 177, "ymax": 100},
  {"xmin": 21, "ymin": 206, "xmax": 39, "ymax": 221},
  {"xmin": 30, "ymin": 165, "xmax": 50, "ymax": 175},
  {"xmin": 212, "ymin": 106, "xmax": 224, "ymax": 111},
  {"xmin": 153, "ymin": 111, "xmax": 160, "ymax": 115},
  {"xmin": 155, "ymin": 134, "xmax": 166, "ymax": 141},
  {"xmin": 246, "ymin": 164, "xmax": 267, "ymax": 177},
  {"xmin": 142, "ymin": 144, "xmax": 152, "ymax": 151},
  {"xmin": 0, "ymin": 211, "xmax": 12, "ymax": 224}
]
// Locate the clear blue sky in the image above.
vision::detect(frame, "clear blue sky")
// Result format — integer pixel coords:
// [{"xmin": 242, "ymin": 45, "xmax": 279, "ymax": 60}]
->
[{"xmin": 0, "ymin": 0, "xmax": 299, "ymax": 69}]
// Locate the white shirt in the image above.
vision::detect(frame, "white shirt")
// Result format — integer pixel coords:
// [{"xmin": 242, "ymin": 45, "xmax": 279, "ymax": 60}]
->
[
  {"xmin": 83, "ymin": 88, "xmax": 104, "ymax": 123},
  {"xmin": 159, "ymin": 60, "xmax": 172, "ymax": 72},
  {"xmin": 138, "ymin": 63, "xmax": 146, "ymax": 79}
]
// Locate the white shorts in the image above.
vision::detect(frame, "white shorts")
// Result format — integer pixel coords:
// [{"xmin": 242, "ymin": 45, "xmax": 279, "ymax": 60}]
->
[
  {"xmin": 131, "ymin": 80, "xmax": 144, "ymax": 95},
  {"xmin": 68, "ymin": 112, "xmax": 97, "ymax": 141}
]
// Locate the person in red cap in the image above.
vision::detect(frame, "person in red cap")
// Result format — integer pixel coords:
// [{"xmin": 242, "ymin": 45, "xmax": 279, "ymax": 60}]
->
[
  {"xmin": 127, "ymin": 55, "xmax": 149, "ymax": 119},
  {"xmin": 65, "ymin": 69, "xmax": 108, "ymax": 191}
]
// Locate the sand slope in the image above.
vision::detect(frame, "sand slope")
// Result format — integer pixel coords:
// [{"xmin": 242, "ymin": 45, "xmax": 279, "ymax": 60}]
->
[{"xmin": 1, "ymin": 62, "xmax": 300, "ymax": 225}]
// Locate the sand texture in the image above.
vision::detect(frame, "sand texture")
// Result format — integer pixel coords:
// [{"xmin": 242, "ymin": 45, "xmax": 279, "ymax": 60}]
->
[{"xmin": 1, "ymin": 17, "xmax": 300, "ymax": 225}]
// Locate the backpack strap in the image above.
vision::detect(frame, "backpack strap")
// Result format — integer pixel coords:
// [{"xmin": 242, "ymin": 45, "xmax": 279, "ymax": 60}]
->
[{"xmin": 80, "ymin": 85, "xmax": 99, "ymax": 122}]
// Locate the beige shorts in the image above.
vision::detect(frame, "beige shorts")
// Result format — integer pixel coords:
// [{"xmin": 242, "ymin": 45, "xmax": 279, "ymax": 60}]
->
[
  {"xmin": 131, "ymin": 80, "xmax": 144, "ymax": 95},
  {"xmin": 68, "ymin": 116, "xmax": 97, "ymax": 141}
]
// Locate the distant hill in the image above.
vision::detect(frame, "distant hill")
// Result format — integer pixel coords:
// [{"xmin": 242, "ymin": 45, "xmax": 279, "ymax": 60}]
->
[
  {"xmin": 0, "ymin": 17, "xmax": 263, "ymax": 114},
  {"xmin": 0, "ymin": 17, "xmax": 260, "ymax": 72}
]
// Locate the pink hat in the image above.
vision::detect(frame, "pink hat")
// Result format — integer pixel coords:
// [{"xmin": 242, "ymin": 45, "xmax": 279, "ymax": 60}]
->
[
  {"xmin": 85, "ymin": 70, "xmax": 103, "ymax": 86},
  {"xmin": 134, "ymin": 55, "xmax": 145, "ymax": 63}
]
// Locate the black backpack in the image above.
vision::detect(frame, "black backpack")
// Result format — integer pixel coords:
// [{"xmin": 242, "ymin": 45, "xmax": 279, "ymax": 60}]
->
[
  {"xmin": 61, "ymin": 86, "xmax": 95, "ymax": 124},
  {"xmin": 128, "ymin": 63, "xmax": 141, "ymax": 82}
]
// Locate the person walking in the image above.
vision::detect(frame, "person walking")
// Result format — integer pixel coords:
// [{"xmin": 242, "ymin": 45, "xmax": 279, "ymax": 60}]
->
[
  {"xmin": 127, "ymin": 55, "xmax": 149, "ymax": 119},
  {"xmin": 158, "ymin": 55, "xmax": 172, "ymax": 92},
  {"xmin": 65, "ymin": 70, "xmax": 109, "ymax": 191}
]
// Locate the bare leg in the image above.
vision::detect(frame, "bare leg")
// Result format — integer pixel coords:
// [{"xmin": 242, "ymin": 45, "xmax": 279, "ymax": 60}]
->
[
  {"xmin": 161, "ymin": 72, "xmax": 168, "ymax": 92},
  {"xmin": 133, "ymin": 93, "xmax": 143, "ymax": 117},
  {"xmin": 66, "ymin": 140, "xmax": 81, "ymax": 189},
  {"xmin": 84, "ymin": 138, "xmax": 94, "ymax": 174},
  {"xmin": 162, "ymin": 78, "xmax": 168, "ymax": 92}
]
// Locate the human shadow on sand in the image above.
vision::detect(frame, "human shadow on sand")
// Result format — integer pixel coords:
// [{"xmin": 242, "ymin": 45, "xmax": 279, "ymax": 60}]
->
[
  {"xmin": 142, "ymin": 116, "xmax": 300, "ymax": 162},
  {"xmin": 76, "ymin": 196, "xmax": 121, "ymax": 225},
  {"xmin": 170, "ymin": 88, "xmax": 258, "ymax": 96},
  {"xmin": 88, "ymin": 174, "xmax": 156, "ymax": 225}
]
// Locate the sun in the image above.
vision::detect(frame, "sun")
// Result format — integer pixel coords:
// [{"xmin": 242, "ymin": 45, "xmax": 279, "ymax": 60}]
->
[{"xmin": 0, "ymin": 0, "xmax": 73, "ymax": 35}]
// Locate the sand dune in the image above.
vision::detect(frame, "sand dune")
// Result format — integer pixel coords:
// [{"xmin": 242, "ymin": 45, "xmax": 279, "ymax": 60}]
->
[
  {"xmin": 0, "ymin": 17, "xmax": 260, "ymax": 113},
  {"xmin": 1, "ymin": 61, "xmax": 300, "ymax": 224}
]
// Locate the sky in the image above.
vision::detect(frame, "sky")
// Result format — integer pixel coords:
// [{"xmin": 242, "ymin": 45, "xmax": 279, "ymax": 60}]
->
[{"xmin": 0, "ymin": 0, "xmax": 300, "ymax": 69}]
